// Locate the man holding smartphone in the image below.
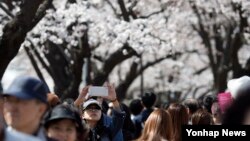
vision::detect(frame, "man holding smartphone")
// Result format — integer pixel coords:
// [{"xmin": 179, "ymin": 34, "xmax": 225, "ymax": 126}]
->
[{"xmin": 74, "ymin": 83, "xmax": 125, "ymax": 141}]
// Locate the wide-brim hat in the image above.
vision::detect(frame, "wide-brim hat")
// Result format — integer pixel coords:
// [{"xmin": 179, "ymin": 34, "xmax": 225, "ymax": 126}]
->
[{"xmin": 44, "ymin": 104, "xmax": 84, "ymax": 132}]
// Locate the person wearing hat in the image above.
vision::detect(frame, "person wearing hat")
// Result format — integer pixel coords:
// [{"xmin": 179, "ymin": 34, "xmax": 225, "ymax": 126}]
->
[
  {"xmin": 2, "ymin": 76, "xmax": 55, "ymax": 141},
  {"xmin": 1, "ymin": 80, "xmax": 42, "ymax": 141},
  {"xmin": 74, "ymin": 84, "xmax": 126, "ymax": 141},
  {"xmin": 44, "ymin": 104, "xmax": 88, "ymax": 141}
]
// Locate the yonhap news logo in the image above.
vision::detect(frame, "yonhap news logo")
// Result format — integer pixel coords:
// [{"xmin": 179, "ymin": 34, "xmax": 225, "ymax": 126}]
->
[{"xmin": 182, "ymin": 125, "xmax": 250, "ymax": 141}]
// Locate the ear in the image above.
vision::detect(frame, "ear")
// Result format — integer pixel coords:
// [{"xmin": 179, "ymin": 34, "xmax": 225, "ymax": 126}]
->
[{"xmin": 38, "ymin": 103, "xmax": 48, "ymax": 118}]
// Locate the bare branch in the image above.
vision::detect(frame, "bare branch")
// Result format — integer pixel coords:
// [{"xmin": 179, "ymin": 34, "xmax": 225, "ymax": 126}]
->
[
  {"xmin": 105, "ymin": 0, "xmax": 120, "ymax": 18},
  {"xmin": 0, "ymin": 3, "xmax": 14, "ymax": 18},
  {"xmin": 192, "ymin": 85, "xmax": 208, "ymax": 98},
  {"xmin": 92, "ymin": 43, "xmax": 138, "ymax": 85},
  {"xmin": 141, "ymin": 53, "xmax": 181, "ymax": 71},
  {"xmin": 23, "ymin": 45, "xmax": 47, "ymax": 85},
  {"xmin": 92, "ymin": 54, "xmax": 105, "ymax": 62},
  {"xmin": 193, "ymin": 66, "xmax": 209, "ymax": 75},
  {"xmin": 26, "ymin": 38, "xmax": 53, "ymax": 76},
  {"xmin": 138, "ymin": 9, "xmax": 164, "ymax": 19},
  {"xmin": 127, "ymin": 0, "xmax": 138, "ymax": 19},
  {"xmin": 117, "ymin": 0, "xmax": 130, "ymax": 21}
]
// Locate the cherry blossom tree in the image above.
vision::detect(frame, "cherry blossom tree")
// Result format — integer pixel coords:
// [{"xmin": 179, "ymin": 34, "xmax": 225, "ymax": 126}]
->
[
  {"xmin": 188, "ymin": 0, "xmax": 250, "ymax": 93},
  {"xmin": 18, "ymin": 0, "xmax": 180, "ymax": 100},
  {"xmin": 1, "ymin": 0, "xmax": 249, "ymax": 102}
]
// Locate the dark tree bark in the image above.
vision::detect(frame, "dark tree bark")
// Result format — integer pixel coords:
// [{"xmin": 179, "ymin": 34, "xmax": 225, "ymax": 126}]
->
[
  {"xmin": 62, "ymin": 31, "xmax": 91, "ymax": 100},
  {"xmin": 43, "ymin": 41, "xmax": 73, "ymax": 98},
  {"xmin": 189, "ymin": 1, "xmax": 249, "ymax": 94},
  {"xmin": 0, "ymin": 0, "xmax": 52, "ymax": 80},
  {"xmin": 23, "ymin": 45, "xmax": 46, "ymax": 83},
  {"xmin": 92, "ymin": 43, "xmax": 138, "ymax": 86},
  {"xmin": 40, "ymin": 29, "xmax": 91, "ymax": 100},
  {"xmin": 116, "ymin": 53, "xmax": 181, "ymax": 100},
  {"xmin": 1, "ymin": 0, "xmax": 14, "ymax": 10},
  {"xmin": 117, "ymin": 0, "xmax": 130, "ymax": 21}
]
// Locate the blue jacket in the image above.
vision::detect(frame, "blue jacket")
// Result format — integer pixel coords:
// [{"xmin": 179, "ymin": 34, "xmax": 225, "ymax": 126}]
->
[
  {"xmin": 133, "ymin": 108, "xmax": 154, "ymax": 138},
  {"xmin": 87, "ymin": 110, "xmax": 126, "ymax": 141}
]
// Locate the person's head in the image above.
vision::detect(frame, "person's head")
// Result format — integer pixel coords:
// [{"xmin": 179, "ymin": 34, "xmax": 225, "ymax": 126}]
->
[
  {"xmin": 202, "ymin": 94, "xmax": 216, "ymax": 113},
  {"xmin": 191, "ymin": 109, "xmax": 213, "ymax": 125},
  {"xmin": 168, "ymin": 103, "xmax": 189, "ymax": 125},
  {"xmin": 141, "ymin": 92, "xmax": 156, "ymax": 109},
  {"xmin": 182, "ymin": 98, "xmax": 200, "ymax": 117},
  {"xmin": 138, "ymin": 109, "xmax": 173, "ymax": 141},
  {"xmin": 44, "ymin": 104, "xmax": 87, "ymax": 141},
  {"xmin": 129, "ymin": 99, "xmax": 143, "ymax": 116},
  {"xmin": 2, "ymin": 76, "xmax": 49, "ymax": 134},
  {"xmin": 82, "ymin": 99, "xmax": 102, "ymax": 127},
  {"xmin": 87, "ymin": 96, "xmax": 109, "ymax": 114},
  {"xmin": 167, "ymin": 103, "xmax": 188, "ymax": 141}
]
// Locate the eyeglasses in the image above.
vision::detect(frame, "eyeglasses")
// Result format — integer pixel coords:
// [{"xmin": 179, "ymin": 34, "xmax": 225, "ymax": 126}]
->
[{"xmin": 85, "ymin": 106, "xmax": 101, "ymax": 111}]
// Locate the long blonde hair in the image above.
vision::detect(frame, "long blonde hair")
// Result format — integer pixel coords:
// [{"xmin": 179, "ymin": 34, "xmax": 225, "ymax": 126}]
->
[{"xmin": 136, "ymin": 109, "xmax": 173, "ymax": 141}]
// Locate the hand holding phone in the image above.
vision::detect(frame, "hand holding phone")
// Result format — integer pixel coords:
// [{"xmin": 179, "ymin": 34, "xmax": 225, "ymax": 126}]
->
[{"xmin": 88, "ymin": 86, "xmax": 108, "ymax": 97}]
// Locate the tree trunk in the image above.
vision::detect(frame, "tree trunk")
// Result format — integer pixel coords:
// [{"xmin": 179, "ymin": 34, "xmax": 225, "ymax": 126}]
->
[{"xmin": 0, "ymin": 0, "xmax": 52, "ymax": 79}]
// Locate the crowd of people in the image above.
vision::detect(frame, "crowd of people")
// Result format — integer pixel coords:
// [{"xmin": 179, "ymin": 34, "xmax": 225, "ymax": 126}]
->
[{"xmin": 1, "ymin": 75, "xmax": 250, "ymax": 141}]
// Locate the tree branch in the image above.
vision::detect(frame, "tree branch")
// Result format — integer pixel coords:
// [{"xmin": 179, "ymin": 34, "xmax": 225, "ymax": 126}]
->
[
  {"xmin": 0, "ymin": 0, "xmax": 52, "ymax": 79},
  {"xmin": 23, "ymin": 45, "xmax": 48, "ymax": 88},
  {"xmin": 116, "ymin": 52, "xmax": 182, "ymax": 100},
  {"xmin": 26, "ymin": 38, "xmax": 53, "ymax": 76},
  {"xmin": 92, "ymin": 43, "xmax": 138, "ymax": 85},
  {"xmin": 117, "ymin": 0, "xmax": 130, "ymax": 21},
  {"xmin": 105, "ymin": 0, "xmax": 120, "ymax": 18},
  {"xmin": 138, "ymin": 9, "xmax": 164, "ymax": 19},
  {"xmin": 0, "ymin": 2, "xmax": 14, "ymax": 18}
]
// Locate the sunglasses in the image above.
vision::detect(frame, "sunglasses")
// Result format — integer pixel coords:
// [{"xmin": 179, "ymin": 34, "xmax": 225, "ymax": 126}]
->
[{"xmin": 85, "ymin": 106, "xmax": 101, "ymax": 111}]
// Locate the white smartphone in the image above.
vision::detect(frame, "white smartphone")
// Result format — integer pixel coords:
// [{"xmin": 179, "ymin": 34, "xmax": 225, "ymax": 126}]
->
[{"xmin": 88, "ymin": 86, "xmax": 108, "ymax": 96}]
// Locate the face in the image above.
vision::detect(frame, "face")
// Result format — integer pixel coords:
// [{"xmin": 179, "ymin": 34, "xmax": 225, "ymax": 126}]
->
[
  {"xmin": 3, "ymin": 96, "xmax": 47, "ymax": 133},
  {"xmin": 83, "ymin": 104, "xmax": 102, "ymax": 121},
  {"xmin": 47, "ymin": 119, "xmax": 77, "ymax": 141}
]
